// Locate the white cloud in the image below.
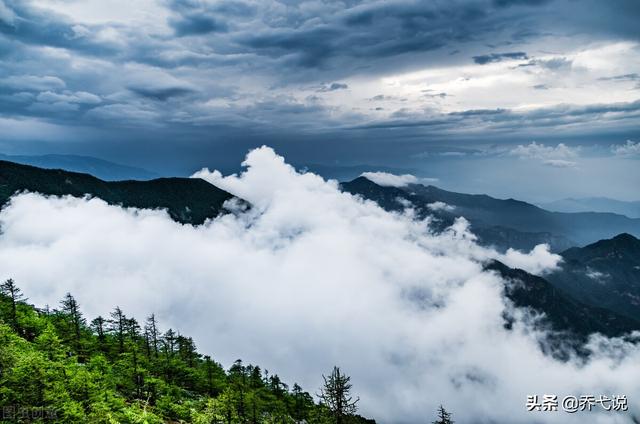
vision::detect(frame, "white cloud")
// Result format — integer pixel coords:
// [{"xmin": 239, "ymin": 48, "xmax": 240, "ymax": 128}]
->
[
  {"xmin": 510, "ymin": 142, "xmax": 580, "ymax": 167},
  {"xmin": 0, "ymin": 147, "xmax": 637, "ymax": 424},
  {"xmin": 499, "ymin": 244, "xmax": 562, "ymax": 276},
  {"xmin": 611, "ymin": 140, "xmax": 640, "ymax": 158},
  {"xmin": 360, "ymin": 171, "xmax": 418, "ymax": 187},
  {"xmin": 427, "ymin": 201, "xmax": 455, "ymax": 212},
  {"xmin": 510, "ymin": 141, "xmax": 578, "ymax": 160}
]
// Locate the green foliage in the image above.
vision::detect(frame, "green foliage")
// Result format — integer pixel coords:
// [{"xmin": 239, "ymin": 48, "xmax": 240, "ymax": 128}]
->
[{"xmin": 0, "ymin": 280, "xmax": 373, "ymax": 424}]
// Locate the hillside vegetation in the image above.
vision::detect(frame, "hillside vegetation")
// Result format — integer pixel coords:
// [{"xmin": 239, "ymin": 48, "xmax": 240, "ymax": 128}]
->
[{"xmin": 0, "ymin": 279, "xmax": 374, "ymax": 424}]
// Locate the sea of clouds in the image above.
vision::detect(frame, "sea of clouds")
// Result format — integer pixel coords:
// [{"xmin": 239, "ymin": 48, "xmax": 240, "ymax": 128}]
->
[{"xmin": 0, "ymin": 147, "xmax": 638, "ymax": 423}]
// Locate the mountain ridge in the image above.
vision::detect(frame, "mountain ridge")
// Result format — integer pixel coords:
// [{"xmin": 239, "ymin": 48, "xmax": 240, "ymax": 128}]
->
[
  {"xmin": 342, "ymin": 176, "xmax": 640, "ymax": 251},
  {"xmin": 546, "ymin": 233, "xmax": 640, "ymax": 321},
  {"xmin": 0, "ymin": 160, "xmax": 240, "ymax": 225}
]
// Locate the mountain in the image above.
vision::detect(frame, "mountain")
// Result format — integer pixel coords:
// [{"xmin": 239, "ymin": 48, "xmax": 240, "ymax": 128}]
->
[
  {"xmin": 486, "ymin": 261, "xmax": 640, "ymax": 345},
  {"xmin": 341, "ymin": 176, "xmax": 640, "ymax": 251},
  {"xmin": 0, "ymin": 153, "xmax": 157, "ymax": 181},
  {"xmin": 545, "ymin": 233, "xmax": 640, "ymax": 321},
  {"xmin": 540, "ymin": 197, "xmax": 640, "ymax": 218},
  {"xmin": 0, "ymin": 160, "xmax": 240, "ymax": 224}
]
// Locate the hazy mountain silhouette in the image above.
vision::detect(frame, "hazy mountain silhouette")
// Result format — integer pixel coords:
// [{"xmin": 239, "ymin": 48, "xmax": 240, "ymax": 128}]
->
[
  {"xmin": 341, "ymin": 176, "xmax": 640, "ymax": 251},
  {"xmin": 0, "ymin": 153, "xmax": 157, "ymax": 181},
  {"xmin": 540, "ymin": 197, "xmax": 640, "ymax": 218}
]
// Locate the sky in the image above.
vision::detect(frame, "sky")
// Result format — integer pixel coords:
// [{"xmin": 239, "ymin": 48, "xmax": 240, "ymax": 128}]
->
[
  {"xmin": 0, "ymin": 0, "xmax": 639, "ymax": 200},
  {"xmin": 1, "ymin": 147, "xmax": 639, "ymax": 423}
]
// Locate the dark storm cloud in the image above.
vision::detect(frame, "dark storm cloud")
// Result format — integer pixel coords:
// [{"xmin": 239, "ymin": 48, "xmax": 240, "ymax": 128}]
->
[
  {"xmin": 169, "ymin": 15, "xmax": 228, "ymax": 36},
  {"xmin": 350, "ymin": 100, "xmax": 640, "ymax": 133},
  {"xmin": 0, "ymin": 0, "xmax": 638, "ymax": 175},
  {"xmin": 473, "ymin": 51, "xmax": 528, "ymax": 64},
  {"xmin": 493, "ymin": 0, "xmax": 552, "ymax": 7},
  {"xmin": 231, "ymin": 1, "xmax": 496, "ymax": 71},
  {"xmin": 128, "ymin": 85, "xmax": 196, "ymax": 101}
]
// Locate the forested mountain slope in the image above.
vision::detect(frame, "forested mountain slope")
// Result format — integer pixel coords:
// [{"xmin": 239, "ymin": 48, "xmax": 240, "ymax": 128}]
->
[{"xmin": 0, "ymin": 280, "xmax": 374, "ymax": 424}]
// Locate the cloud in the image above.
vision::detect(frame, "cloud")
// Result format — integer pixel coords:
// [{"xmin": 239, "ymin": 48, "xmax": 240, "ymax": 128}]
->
[
  {"xmin": 499, "ymin": 244, "xmax": 562, "ymax": 275},
  {"xmin": 611, "ymin": 140, "xmax": 640, "ymax": 158},
  {"xmin": 169, "ymin": 14, "xmax": 228, "ymax": 36},
  {"xmin": 527, "ymin": 57, "xmax": 573, "ymax": 70},
  {"xmin": 36, "ymin": 90, "xmax": 101, "ymax": 105},
  {"xmin": 0, "ymin": 147, "xmax": 638, "ymax": 424},
  {"xmin": 0, "ymin": 0, "xmax": 16, "ymax": 26},
  {"xmin": 472, "ymin": 51, "xmax": 528, "ymax": 65},
  {"xmin": 427, "ymin": 201, "xmax": 455, "ymax": 212},
  {"xmin": 360, "ymin": 171, "xmax": 418, "ymax": 187},
  {"xmin": 598, "ymin": 73, "xmax": 640, "ymax": 82},
  {"xmin": 317, "ymin": 82, "xmax": 349, "ymax": 92},
  {"xmin": 510, "ymin": 142, "xmax": 579, "ymax": 167},
  {"xmin": 0, "ymin": 75, "xmax": 66, "ymax": 92}
]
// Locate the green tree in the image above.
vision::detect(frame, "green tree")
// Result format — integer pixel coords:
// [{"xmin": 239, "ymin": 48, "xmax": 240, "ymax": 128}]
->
[
  {"xmin": 318, "ymin": 366, "xmax": 359, "ymax": 424},
  {"xmin": 60, "ymin": 292, "xmax": 86, "ymax": 356},
  {"xmin": 91, "ymin": 316, "xmax": 108, "ymax": 353},
  {"xmin": 144, "ymin": 314, "xmax": 160, "ymax": 358},
  {"xmin": 109, "ymin": 307, "xmax": 127, "ymax": 353},
  {"xmin": 1, "ymin": 278, "xmax": 25, "ymax": 331}
]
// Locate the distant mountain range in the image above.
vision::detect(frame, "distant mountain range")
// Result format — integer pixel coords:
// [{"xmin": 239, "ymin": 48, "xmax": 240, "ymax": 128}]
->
[
  {"xmin": 0, "ymin": 153, "xmax": 157, "ymax": 181},
  {"xmin": 540, "ymin": 197, "xmax": 640, "ymax": 218},
  {"xmin": 0, "ymin": 160, "xmax": 238, "ymax": 224},
  {"xmin": 341, "ymin": 176, "xmax": 640, "ymax": 252}
]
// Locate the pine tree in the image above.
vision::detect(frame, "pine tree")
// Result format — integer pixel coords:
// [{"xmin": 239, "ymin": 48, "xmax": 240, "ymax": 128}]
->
[
  {"xmin": 144, "ymin": 314, "xmax": 160, "ymax": 358},
  {"xmin": 109, "ymin": 306, "xmax": 127, "ymax": 353},
  {"xmin": 318, "ymin": 366, "xmax": 359, "ymax": 424},
  {"xmin": 432, "ymin": 405, "xmax": 454, "ymax": 424},
  {"xmin": 60, "ymin": 292, "xmax": 85, "ymax": 356},
  {"xmin": 0, "ymin": 278, "xmax": 25, "ymax": 331},
  {"xmin": 91, "ymin": 316, "xmax": 107, "ymax": 352},
  {"xmin": 292, "ymin": 383, "xmax": 313, "ymax": 423}
]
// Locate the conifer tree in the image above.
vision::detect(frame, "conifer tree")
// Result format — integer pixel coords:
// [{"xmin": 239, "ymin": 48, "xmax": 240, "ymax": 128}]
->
[
  {"xmin": 432, "ymin": 405, "xmax": 454, "ymax": 424},
  {"xmin": 318, "ymin": 366, "xmax": 359, "ymax": 424},
  {"xmin": 0, "ymin": 278, "xmax": 24, "ymax": 331},
  {"xmin": 145, "ymin": 314, "xmax": 160, "ymax": 358},
  {"xmin": 109, "ymin": 306, "xmax": 127, "ymax": 353},
  {"xmin": 91, "ymin": 316, "xmax": 107, "ymax": 352},
  {"xmin": 60, "ymin": 292, "xmax": 85, "ymax": 355}
]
